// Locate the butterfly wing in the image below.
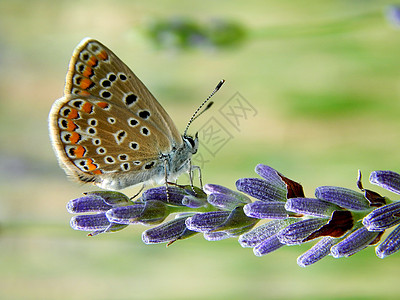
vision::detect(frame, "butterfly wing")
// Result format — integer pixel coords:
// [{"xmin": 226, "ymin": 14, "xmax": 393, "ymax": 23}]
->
[
  {"xmin": 49, "ymin": 38, "xmax": 184, "ymax": 189},
  {"xmin": 65, "ymin": 38, "xmax": 182, "ymax": 145}
]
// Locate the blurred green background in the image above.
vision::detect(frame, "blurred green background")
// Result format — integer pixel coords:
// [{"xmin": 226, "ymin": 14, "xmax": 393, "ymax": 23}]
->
[{"xmin": 1, "ymin": 0, "xmax": 400, "ymax": 299}]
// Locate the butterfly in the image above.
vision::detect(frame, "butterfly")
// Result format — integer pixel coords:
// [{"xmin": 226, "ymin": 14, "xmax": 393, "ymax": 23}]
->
[{"xmin": 49, "ymin": 38, "xmax": 224, "ymax": 190}]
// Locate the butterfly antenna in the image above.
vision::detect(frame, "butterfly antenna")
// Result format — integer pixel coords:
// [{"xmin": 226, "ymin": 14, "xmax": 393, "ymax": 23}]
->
[{"xmin": 183, "ymin": 79, "xmax": 225, "ymax": 137}]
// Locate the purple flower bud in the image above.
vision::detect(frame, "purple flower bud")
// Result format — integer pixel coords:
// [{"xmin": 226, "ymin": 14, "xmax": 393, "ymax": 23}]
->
[
  {"xmin": 186, "ymin": 211, "xmax": 230, "ymax": 232},
  {"xmin": 244, "ymin": 201, "xmax": 288, "ymax": 219},
  {"xmin": 370, "ymin": 170, "xmax": 400, "ymax": 195},
  {"xmin": 142, "ymin": 185, "xmax": 206, "ymax": 207},
  {"xmin": 297, "ymin": 237, "xmax": 338, "ymax": 267},
  {"xmin": 204, "ymin": 184, "xmax": 251, "ymax": 204},
  {"xmin": 239, "ymin": 219, "xmax": 297, "ymax": 248},
  {"xmin": 106, "ymin": 200, "xmax": 168, "ymax": 225},
  {"xmin": 70, "ymin": 213, "xmax": 110, "ymax": 231},
  {"xmin": 142, "ymin": 216, "xmax": 197, "ymax": 244},
  {"xmin": 66, "ymin": 191, "xmax": 130, "ymax": 213},
  {"xmin": 277, "ymin": 218, "xmax": 328, "ymax": 245},
  {"xmin": 185, "ymin": 207, "xmax": 258, "ymax": 235},
  {"xmin": 363, "ymin": 202, "xmax": 400, "ymax": 231},
  {"xmin": 70, "ymin": 213, "xmax": 128, "ymax": 235},
  {"xmin": 285, "ymin": 197, "xmax": 342, "ymax": 217},
  {"xmin": 330, "ymin": 226, "xmax": 382, "ymax": 258},
  {"xmin": 255, "ymin": 164, "xmax": 286, "ymax": 188},
  {"xmin": 253, "ymin": 234, "xmax": 284, "ymax": 256},
  {"xmin": 67, "ymin": 195, "xmax": 113, "ymax": 213},
  {"xmin": 315, "ymin": 186, "xmax": 370, "ymax": 211},
  {"xmin": 376, "ymin": 224, "xmax": 400, "ymax": 258},
  {"xmin": 236, "ymin": 178, "xmax": 287, "ymax": 202}
]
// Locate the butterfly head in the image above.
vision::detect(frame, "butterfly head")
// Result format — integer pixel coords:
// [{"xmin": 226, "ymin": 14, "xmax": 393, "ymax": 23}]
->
[{"xmin": 183, "ymin": 132, "xmax": 199, "ymax": 155}]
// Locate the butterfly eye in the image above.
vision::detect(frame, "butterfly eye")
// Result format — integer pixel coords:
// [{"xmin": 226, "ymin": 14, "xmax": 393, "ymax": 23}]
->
[{"xmin": 184, "ymin": 136, "xmax": 198, "ymax": 154}]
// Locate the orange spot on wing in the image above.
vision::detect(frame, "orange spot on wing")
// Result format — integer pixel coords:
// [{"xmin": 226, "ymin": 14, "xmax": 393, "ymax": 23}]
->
[
  {"xmin": 92, "ymin": 169, "xmax": 103, "ymax": 175},
  {"xmin": 66, "ymin": 120, "xmax": 77, "ymax": 131},
  {"xmin": 74, "ymin": 146, "xmax": 86, "ymax": 158},
  {"xmin": 86, "ymin": 159, "xmax": 97, "ymax": 171},
  {"xmin": 87, "ymin": 56, "xmax": 98, "ymax": 67},
  {"xmin": 82, "ymin": 66, "xmax": 93, "ymax": 78},
  {"xmin": 69, "ymin": 132, "xmax": 81, "ymax": 144},
  {"xmin": 97, "ymin": 102, "xmax": 109, "ymax": 109},
  {"xmin": 67, "ymin": 108, "xmax": 79, "ymax": 119},
  {"xmin": 97, "ymin": 50, "xmax": 108, "ymax": 61},
  {"xmin": 80, "ymin": 78, "xmax": 93, "ymax": 90},
  {"xmin": 81, "ymin": 102, "xmax": 93, "ymax": 114}
]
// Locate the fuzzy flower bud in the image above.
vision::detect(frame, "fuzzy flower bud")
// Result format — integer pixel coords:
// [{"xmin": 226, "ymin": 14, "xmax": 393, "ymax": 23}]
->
[{"xmin": 315, "ymin": 186, "xmax": 370, "ymax": 211}]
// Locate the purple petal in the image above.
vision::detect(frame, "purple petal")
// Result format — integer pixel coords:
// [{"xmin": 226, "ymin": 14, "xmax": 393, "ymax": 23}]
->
[
  {"xmin": 330, "ymin": 226, "xmax": 382, "ymax": 258},
  {"xmin": 253, "ymin": 234, "xmax": 284, "ymax": 256},
  {"xmin": 203, "ymin": 184, "xmax": 251, "ymax": 204},
  {"xmin": 315, "ymin": 186, "xmax": 370, "ymax": 211},
  {"xmin": 255, "ymin": 164, "xmax": 286, "ymax": 188},
  {"xmin": 277, "ymin": 218, "xmax": 328, "ymax": 245},
  {"xmin": 370, "ymin": 170, "xmax": 400, "ymax": 195},
  {"xmin": 185, "ymin": 211, "xmax": 230, "ymax": 232},
  {"xmin": 297, "ymin": 237, "xmax": 338, "ymax": 267},
  {"xmin": 207, "ymin": 193, "xmax": 249, "ymax": 210},
  {"xmin": 363, "ymin": 201, "xmax": 400, "ymax": 231},
  {"xmin": 285, "ymin": 197, "xmax": 341, "ymax": 217},
  {"xmin": 106, "ymin": 200, "xmax": 168, "ymax": 225},
  {"xmin": 239, "ymin": 219, "xmax": 296, "ymax": 248},
  {"xmin": 142, "ymin": 217, "xmax": 193, "ymax": 244},
  {"xmin": 376, "ymin": 224, "xmax": 400, "ymax": 258},
  {"xmin": 244, "ymin": 201, "xmax": 288, "ymax": 219},
  {"xmin": 236, "ymin": 178, "xmax": 287, "ymax": 202},
  {"xmin": 70, "ymin": 213, "xmax": 110, "ymax": 231},
  {"xmin": 66, "ymin": 195, "xmax": 112, "ymax": 213}
]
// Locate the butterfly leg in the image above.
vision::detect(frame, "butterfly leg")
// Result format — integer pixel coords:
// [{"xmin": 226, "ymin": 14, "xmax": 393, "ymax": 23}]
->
[
  {"xmin": 164, "ymin": 159, "xmax": 170, "ymax": 202},
  {"xmin": 130, "ymin": 185, "xmax": 145, "ymax": 200}
]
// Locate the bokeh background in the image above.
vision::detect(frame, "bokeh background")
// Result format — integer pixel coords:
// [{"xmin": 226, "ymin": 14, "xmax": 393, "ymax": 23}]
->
[{"xmin": 1, "ymin": 0, "xmax": 400, "ymax": 299}]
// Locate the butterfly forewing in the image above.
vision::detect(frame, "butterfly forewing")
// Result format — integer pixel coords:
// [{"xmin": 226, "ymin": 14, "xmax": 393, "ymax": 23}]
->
[
  {"xmin": 49, "ymin": 38, "xmax": 188, "ymax": 189},
  {"xmin": 65, "ymin": 38, "xmax": 182, "ymax": 146}
]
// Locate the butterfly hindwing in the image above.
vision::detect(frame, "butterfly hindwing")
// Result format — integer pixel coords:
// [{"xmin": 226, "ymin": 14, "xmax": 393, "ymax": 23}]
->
[{"xmin": 49, "ymin": 94, "xmax": 168, "ymax": 188}]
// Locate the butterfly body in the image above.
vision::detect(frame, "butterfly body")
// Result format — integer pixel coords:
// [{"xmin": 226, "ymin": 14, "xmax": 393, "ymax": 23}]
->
[{"xmin": 49, "ymin": 38, "xmax": 198, "ymax": 190}]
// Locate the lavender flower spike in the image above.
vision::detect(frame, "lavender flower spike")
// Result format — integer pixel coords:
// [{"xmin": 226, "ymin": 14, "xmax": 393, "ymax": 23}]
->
[
  {"xmin": 370, "ymin": 170, "xmax": 400, "ymax": 195},
  {"xmin": 330, "ymin": 226, "xmax": 382, "ymax": 258},
  {"xmin": 376, "ymin": 224, "xmax": 400, "ymax": 258},
  {"xmin": 297, "ymin": 237, "xmax": 338, "ymax": 267},
  {"xmin": 315, "ymin": 186, "xmax": 370, "ymax": 211},
  {"xmin": 362, "ymin": 201, "xmax": 400, "ymax": 231}
]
